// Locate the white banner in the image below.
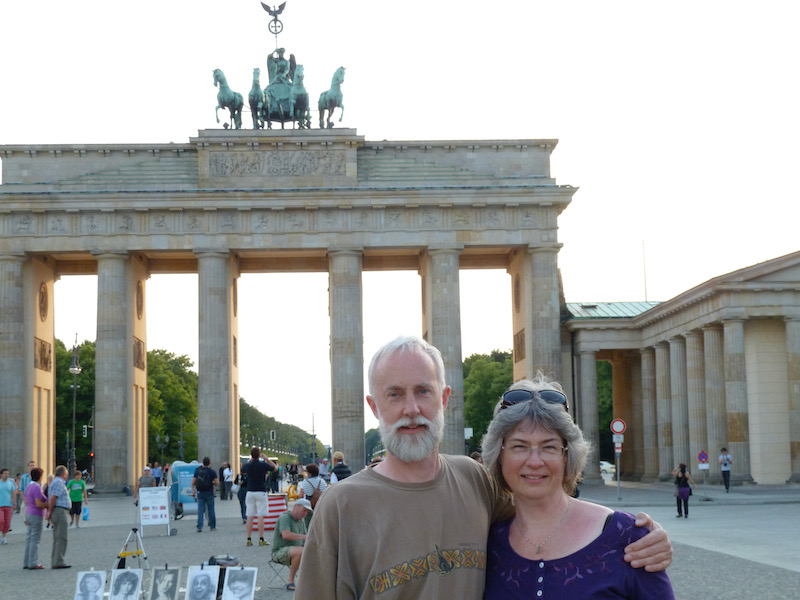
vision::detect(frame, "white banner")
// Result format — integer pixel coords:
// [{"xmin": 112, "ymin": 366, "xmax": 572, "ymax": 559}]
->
[{"xmin": 139, "ymin": 486, "xmax": 170, "ymax": 525}]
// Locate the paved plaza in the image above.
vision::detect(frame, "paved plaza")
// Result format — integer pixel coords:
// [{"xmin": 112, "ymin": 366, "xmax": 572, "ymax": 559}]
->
[{"xmin": 0, "ymin": 480, "xmax": 798, "ymax": 599}]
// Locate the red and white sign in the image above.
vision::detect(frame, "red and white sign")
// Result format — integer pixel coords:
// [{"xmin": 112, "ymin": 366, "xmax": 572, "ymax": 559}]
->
[
  {"xmin": 250, "ymin": 493, "xmax": 289, "ymax": 532},
  {"xmin": 610, "ymin": 419, "xmax": 627, "ymax": 434},
  {"xmin": 614, "ymin": 442, "xmax": 623, "ymax": 453}
]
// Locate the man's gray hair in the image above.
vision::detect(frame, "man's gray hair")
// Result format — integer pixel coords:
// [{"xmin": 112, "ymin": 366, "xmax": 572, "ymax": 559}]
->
[
  {"xmin": 482, "ymin": 375, "xmax": 589, "ymax": 496},
  {"xmin": 367, "ymin": 336, "xmax": 446, "ymax": 395}
]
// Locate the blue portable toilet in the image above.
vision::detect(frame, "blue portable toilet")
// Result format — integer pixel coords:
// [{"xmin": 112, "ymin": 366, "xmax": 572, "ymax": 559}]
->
[{"xmin": 169, "ymin": 460, "xmax": 200, "ymax": 519}]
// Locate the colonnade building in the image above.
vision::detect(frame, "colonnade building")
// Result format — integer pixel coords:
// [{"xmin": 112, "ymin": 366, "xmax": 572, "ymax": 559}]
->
[{"xmin": 566, "ymin": 251, "xmax": 800, "ymax": 486}]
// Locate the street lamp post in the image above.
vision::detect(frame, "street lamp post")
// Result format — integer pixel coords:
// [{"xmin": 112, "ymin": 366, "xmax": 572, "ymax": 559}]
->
[
  {"xmin": 156, "ymin": 434, "xmax": 170, "ymax": 467},
  {"xmin": 68, "ymin": 335, "xmax": 82, "ymax": 476}
]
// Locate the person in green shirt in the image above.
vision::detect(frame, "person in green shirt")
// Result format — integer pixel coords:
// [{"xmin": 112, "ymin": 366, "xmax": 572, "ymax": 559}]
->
[
  {"xmin": 271, "ymin": 498, "xmax": 311, "ymax": 591},
  {"xmin": 66, "ymin": 470, "xmax": 88, "ymax": 527}
]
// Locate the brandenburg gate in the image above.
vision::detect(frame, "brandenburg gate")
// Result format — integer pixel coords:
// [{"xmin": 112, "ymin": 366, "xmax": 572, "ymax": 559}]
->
[{"xmin": 0, "ymin": 129, "xmax": 576, "ymax": 491}]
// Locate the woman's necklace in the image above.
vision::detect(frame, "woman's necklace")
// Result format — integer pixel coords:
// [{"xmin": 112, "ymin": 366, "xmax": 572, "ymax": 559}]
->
[{"xmin": 515, "ymin": 497, "xmax": 572, "ymax": 555}]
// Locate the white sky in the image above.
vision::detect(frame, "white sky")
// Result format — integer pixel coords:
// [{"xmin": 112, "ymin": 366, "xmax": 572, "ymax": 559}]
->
[{"xmin": 3, "ymin": 1, "xmax": 799, "ymax": 444}]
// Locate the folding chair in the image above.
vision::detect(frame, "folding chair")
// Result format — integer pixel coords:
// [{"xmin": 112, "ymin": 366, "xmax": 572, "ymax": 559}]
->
[{"xmin": 266, "ymin": 559, "xmax": 289, "ymax": 588}]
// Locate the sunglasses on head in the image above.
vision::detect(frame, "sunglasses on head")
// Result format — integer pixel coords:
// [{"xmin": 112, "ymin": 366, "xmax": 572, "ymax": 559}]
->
[{"xmin": 500, "ymin": 389, "xmax": 569, "ymax": 413}]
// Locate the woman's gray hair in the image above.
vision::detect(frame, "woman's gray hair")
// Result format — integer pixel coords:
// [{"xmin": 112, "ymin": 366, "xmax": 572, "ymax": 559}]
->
[
  {"xmin": 367, "ymin": 336, "xmax": 446, "ymax": 395},
  {"xmin": 482, "ymin": 375, "xmax": 589, "ymax": 496}
]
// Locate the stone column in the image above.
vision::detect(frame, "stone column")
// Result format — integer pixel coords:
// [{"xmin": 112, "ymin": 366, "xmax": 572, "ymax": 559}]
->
[
  {"xmin": 654, "ymin": 342, "xmax": 673, "ymax": 479},
  {"xmin": 196, "ymin": 251, "xmax": 236, "ymax": 465},
  {"xmin": 579, "ymin": 351, "xmax": 601, "ymax": 482},
  {"xmin": 723, "ymin": 318, "xmax": 752, "ymax": 483},
  {"xmin": 0, "ymin": 254, "xmax": 26, "ymax": 472},
  {"xmin": 785, "ymin": 318, "xmax": 800, "ymax": 482},
  {"xmin": 328, "ymin": 250, "xmax": 365, "ymax": 469},
  {"xmin": 94, "ymin": 252, "xmax": 131, "ymax": 492},
  {"xmin": 669, "ymin": 337, "xmax": 689, "ymax": 466},
  {"xmin": 421, "ymin": 249, "xmax": 464, "ymax": 455},
  {"xmin": 609, "ymin": 354, "xmax": 634, "ymax": 476},
  {"xmin": 629, "ymin": 353, "xmax": 644, "ymax": 479},
  {"xmin": 640, "ymin": 348, "xmax": 659, "ymax": 480},
  {"xmin": 703, "ymin": 325, "xmax": 726, "ymax": 484},
  {"xmin": 529, "ymin": 247, "xmax": 562, "ymax": 380},
  {"xmin": 685, "ymin": 331, "xmax": 708, "ymax": 469}
]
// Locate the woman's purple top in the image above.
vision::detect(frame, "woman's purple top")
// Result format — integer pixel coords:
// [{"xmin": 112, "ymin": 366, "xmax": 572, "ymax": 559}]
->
[
  {"xmin": 485, "ymin": 510, "xmax": 674, "ymax": 599},
  {"xmin": 24, "ymin": 482, "xmax": 46, "ymax": 517}
]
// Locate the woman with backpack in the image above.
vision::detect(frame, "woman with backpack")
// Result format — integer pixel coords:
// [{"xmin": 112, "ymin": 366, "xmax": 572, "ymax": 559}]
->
[
  {"xmin": 300, "ymin": 463, "xmax": 326, "ymax": 527},
  {"xmin": 671, "ymin": 463, "xmax": 697, "ymax": 518}
]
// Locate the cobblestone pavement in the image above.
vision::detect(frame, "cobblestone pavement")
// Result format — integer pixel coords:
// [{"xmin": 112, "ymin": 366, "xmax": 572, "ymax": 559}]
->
[{"xmin": 0, "ymin": 480, "xmax": 797, "ymax": 599}]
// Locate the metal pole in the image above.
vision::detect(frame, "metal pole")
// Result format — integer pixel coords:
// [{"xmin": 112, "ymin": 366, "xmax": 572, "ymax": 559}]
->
[{"xmin": 68, "ymin": 335, "xmax": 82, "ymax": 476}]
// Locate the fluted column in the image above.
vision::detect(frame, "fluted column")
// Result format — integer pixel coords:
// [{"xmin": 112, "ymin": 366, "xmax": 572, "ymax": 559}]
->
[
  {"xmin": 629, "ymin": 353, "xmax": 644, "ymax": 479},
  {"xmin": 723, "ymin": 319, "xmax": 752, "ymax": 482},
  {"xmin": 703, "ymin": 325, "xmax": 726, "ymax": 484},
  {"xmin": 197, "ymin": 252, "xmax": 235, "ymax": 464},
  {"xmin": 785, "ymin": 318, "xmax": 800, "ymax": 482},
  {"xmin": 0, "ymin": 255, "xmax": 26, "ymax": 472},
  {"xmin": 328, "ymin": 250, "xmax": 365, "ymax": 469},
  {"xmin": 95, "ymin": 252, "xmax": 130, "ymax": 492},
  {"xmin": 669, "ymin": 337, "xmax": 689, "ymax": 464},
  {"xmin": 685, "ymin": 331, "xmax": 708, "ymax": 469},
  {"xmin": 655, "ymin": 342, "xmax": 673, "ymax": 479},
  {"xmin": 421, "ymin": 249, "xmax": 464, "ymax": 455},
  {"xmin": 609, "ymin": 354, "xmax": 634, "ymax": 476},
  {"xmin": 529, "ymin": 247, "xmax": 562, "ymax": 380},
  {"xmin": 640, "ymin": 348, "xmax": 659, "ymax": 480},
  {"xmin": 579, "ymin": 351, "xmax": 601, "ymax": 482}
]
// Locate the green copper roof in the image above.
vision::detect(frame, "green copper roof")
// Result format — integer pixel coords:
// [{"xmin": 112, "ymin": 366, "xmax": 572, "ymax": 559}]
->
[{"xmin": 566, "ymin": 301, "xmax": 661, "ymax": 319}]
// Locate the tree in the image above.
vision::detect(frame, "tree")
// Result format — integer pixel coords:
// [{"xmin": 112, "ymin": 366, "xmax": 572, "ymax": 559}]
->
[
  {"xmin": 54, "ymin": 339, "xmax": 95, "ymax": 470},
  {"xmin": 364, "ymin": 428, "xmax": 382, "ymax": 464},
  {"xmin": 463, "ymin": 351, "xmax": 513, "ymax": 453},
  {"xmin": 146, "ymin": 349, "xmax": 199, "ymax": 464}
]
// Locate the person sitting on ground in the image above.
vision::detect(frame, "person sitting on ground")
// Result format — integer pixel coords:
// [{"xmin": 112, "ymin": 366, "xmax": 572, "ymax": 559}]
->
[{"xmin": 272, "ymin": 498, "xmax": 312, "ymax": 592}]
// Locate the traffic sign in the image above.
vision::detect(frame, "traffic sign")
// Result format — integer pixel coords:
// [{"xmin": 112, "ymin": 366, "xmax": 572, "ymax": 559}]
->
[
  {"xmin": 610, "ymin": 419, "xmax": 626, "ymax": 434},
  {"xmin": 614, "ymin": 442, "xmax": 623, "ymax": 453},
  {"xmin": 613, "ymin": 434, "xmax": 624, "ymax": 443},
  {"xmin": 698, "ymin": 451, "xmax": 708, "ymax": 463}
]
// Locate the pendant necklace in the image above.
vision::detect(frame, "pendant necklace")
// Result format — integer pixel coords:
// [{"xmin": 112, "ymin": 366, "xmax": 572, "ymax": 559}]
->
[{"xmin": 515, "ymin": 497, "xmax": 572, "ymax": 555}]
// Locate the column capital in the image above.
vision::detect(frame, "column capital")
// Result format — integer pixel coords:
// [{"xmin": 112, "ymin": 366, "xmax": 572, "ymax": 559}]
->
[
  {"xmin": 90, "ymin": 249, "xmax": 129, "ymax": 259},
  {"xmin": 0, "ymin": 252, "xmax": 27, "ymax": 262},
  {"xmin": 527, "ymin": 245, "xmax": 562, "ymax": 256},
  {"xmin": 684, "ymin": 329, "xmax": 703, "ymax": 340},
  {"xmin": 425, "ymin": 247, "xmax": 462, "ymax": 256},
  {"xmin": 193, "ymin": 248, "xmax": 231, "ymax": 259},
  {"xmin": 328, "ymin": 248, "xmax": 364, "ymax": 257},
  {"xmin": 640, "ymin": 346, "xmax": 656, "ymax": 356},
  {"xmin": 702, "ymin": 323, "xmax": 723, "ymax": 332}
]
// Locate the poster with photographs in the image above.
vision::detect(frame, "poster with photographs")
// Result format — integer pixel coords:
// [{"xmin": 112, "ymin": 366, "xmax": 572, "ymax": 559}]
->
[
  {"xmin": 108, "ymin": 568, "xmax": 143, "ymax": 600},
  {"xmin": 148, "ymin": 567, "xmax": 181, "ymax": 600},
  {"xmin": 186, "ymin": 565, "xmax": 221, "ymax": 600},
  {"xmin": 222, "ymin": 567, "xmax": 258, "ymax": 600},
  {"xmin": 74, "ymin": 571, "xmax": 107, "ymax": 600}
]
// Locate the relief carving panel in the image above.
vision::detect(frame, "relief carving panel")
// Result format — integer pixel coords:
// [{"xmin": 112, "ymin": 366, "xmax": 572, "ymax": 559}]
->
[{"xmin": 209, "ymin": 150, "xmax": 346, "ymax": 178}]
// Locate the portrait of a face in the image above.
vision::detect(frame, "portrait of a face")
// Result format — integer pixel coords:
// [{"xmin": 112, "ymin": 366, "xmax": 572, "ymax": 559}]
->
[
  {"xmin": 108, "ymin": 569, "xmax": 142, "ymax": 600},
  {"xmin": 74, "ymin": 571, "xmax": 107, "ymax": 600},
  {"xmin": 186, "ymin": 565, "xmax": 220, "ymax": 600},
  {"xmin": 222, "ymin": 567, "xmax": 257, "ymax": 600},
  {"xmin": 149, "ymin": 568, "xmax": 181, "ymax": 600}
]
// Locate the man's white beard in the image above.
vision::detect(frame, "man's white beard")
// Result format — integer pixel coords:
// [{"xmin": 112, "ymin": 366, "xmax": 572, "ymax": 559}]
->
[{"xmin": 378, "ymin": 410, "xmax": 445, "ymax": 463}]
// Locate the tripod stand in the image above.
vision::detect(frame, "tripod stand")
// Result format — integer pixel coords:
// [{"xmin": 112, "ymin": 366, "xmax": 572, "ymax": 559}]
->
[{"xmin": 114, "ymin": 528, "xmax": 151, "ymax": 571}]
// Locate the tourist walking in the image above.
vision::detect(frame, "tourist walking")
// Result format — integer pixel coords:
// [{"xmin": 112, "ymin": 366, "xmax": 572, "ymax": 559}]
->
[
  {"xmin": 719, "ymin": 447, "xmax": 733, "ymax": 492},
  {"xmin": 66, "ymin": 470, "xmax": 88, "ymax": 528},
  {"xmin": 23, "ymin": 467, "xmax": 47, "ymax": 569},
  {"xmin": 47, "ymin": 465, "xmax": 72, "ymax": 568},
  {"xmin": 0, "ymin": 468, "xmax": 18, "ymax": 545},
  {"xmin": 191, "ymin": 457, "xmax": 219, "ymax": 532},
  {"xmin": 672, "ymin": 463, "xmax": 697, "ymax": 518}
]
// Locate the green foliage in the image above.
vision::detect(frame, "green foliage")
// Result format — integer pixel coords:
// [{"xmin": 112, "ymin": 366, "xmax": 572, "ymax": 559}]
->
[
  {"xmin": 239, "ymin": 397, "xmax": 327, "ymax": 466},
  {"xmin": 54, "ymin": 339, "xmax": 96, "ymax": 470},
  {"xmin": 463, "ymin": 350, "xmax": 513, "ymax": 453},
  {"xmin": 146, "ymin": 349, "xmax": 199, "ymax": 464},
  {"xmin": 364, "ymin": 428, "xmax": 382, "ymax": 463},
  {"xmin": 597, "ymin": 360, "xmax": 613, "ymax": 460}
]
